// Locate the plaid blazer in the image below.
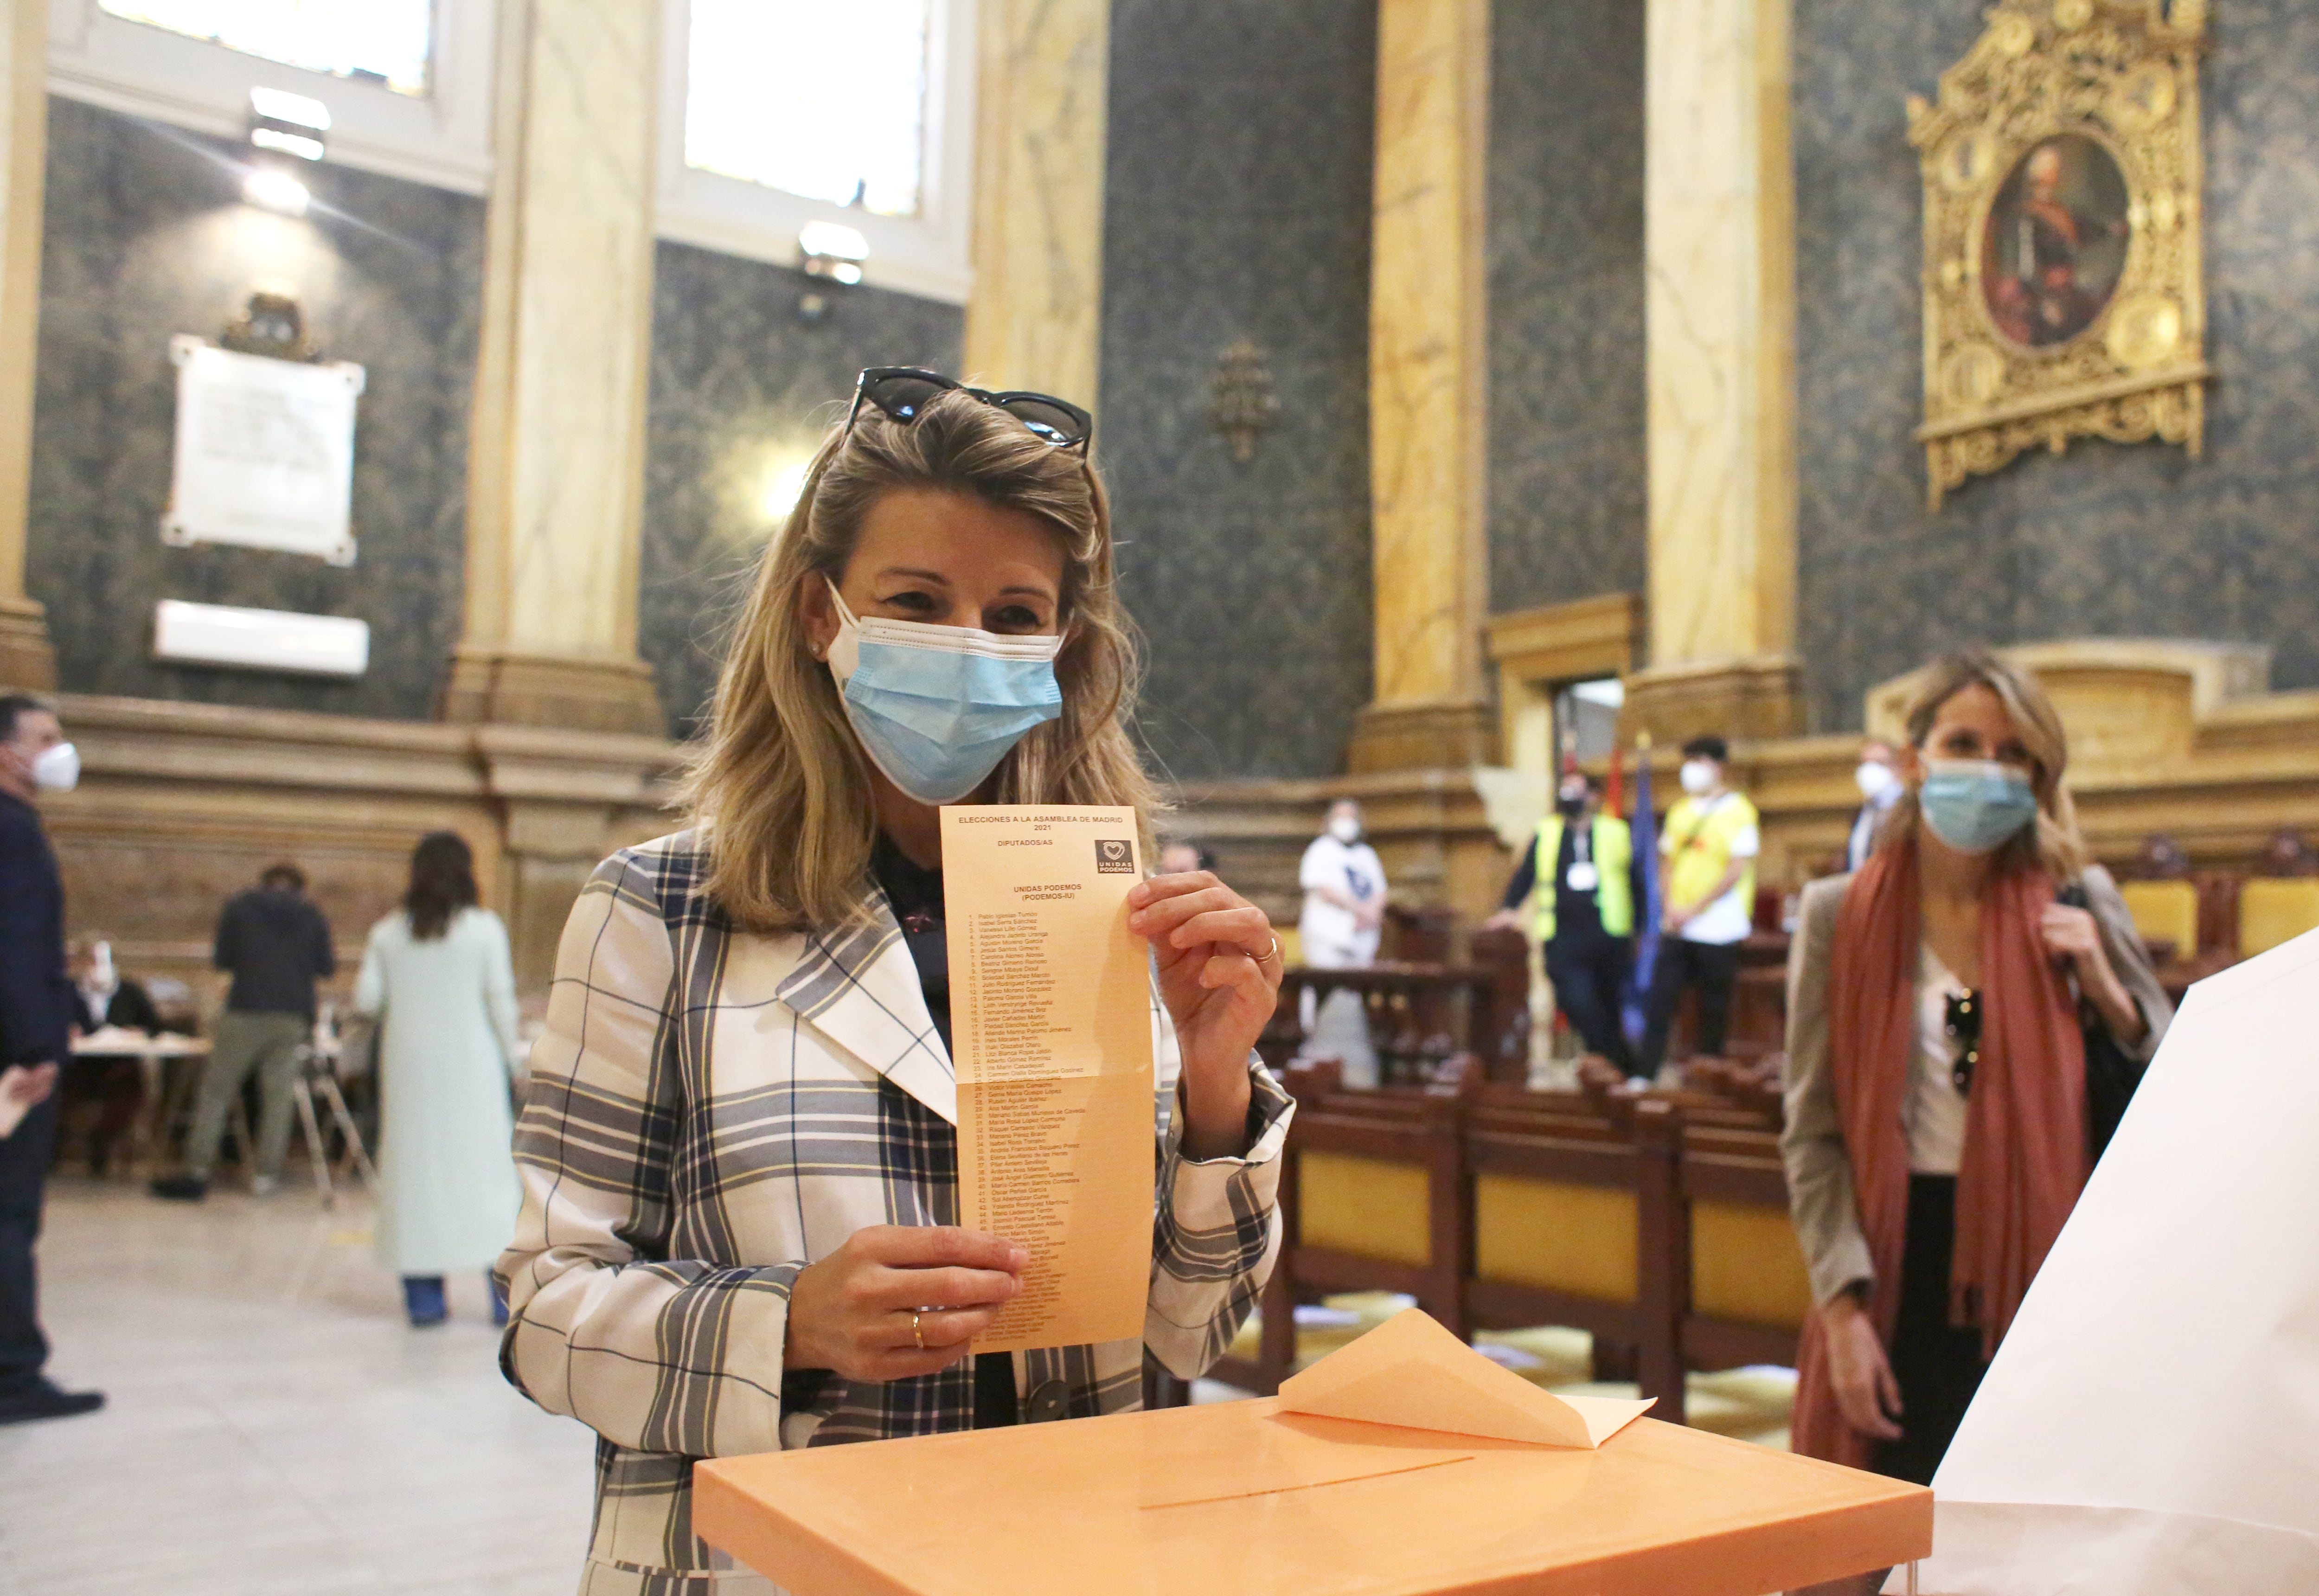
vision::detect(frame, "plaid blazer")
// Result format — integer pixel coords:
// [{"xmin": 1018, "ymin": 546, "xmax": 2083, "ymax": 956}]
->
[{"xmin": 496, "ymin": 832, "xmax": 1292, "ymax": 1595}]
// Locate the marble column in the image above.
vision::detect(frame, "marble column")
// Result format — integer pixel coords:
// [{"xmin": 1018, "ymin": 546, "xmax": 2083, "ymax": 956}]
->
[
  {"xmin": 0, "ymin": 0, "xmax": 55, "ymax": 689},
  {"xmin": 442, "ymin": 0, "xmax": 663, "ymax": 735},
  {"xmin": 961, "ymin": 0, "xmax": 1108, "ymax": 407},
  {"xmin": 1349, "ymin": 0, "xmax": 1493, "ymax": 775},
  {"xmin": 1627, "ymin": 0, "xmax": 1804, "ymax": 745}
]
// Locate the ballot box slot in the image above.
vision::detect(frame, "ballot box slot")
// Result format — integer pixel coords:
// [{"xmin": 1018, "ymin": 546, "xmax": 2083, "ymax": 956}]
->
[{"xmin": 1139, "ymin": 1452, "xmax": 1476, "ymax": 1511}]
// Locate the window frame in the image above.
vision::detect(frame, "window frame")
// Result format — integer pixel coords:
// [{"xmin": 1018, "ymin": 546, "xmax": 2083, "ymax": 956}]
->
[
  {"xmin": 45, "ymin": 0, "xmax": 496, "ymax": 195},
  {"xmin": 653, "ymin": 0, "xmax": 976, "ymax": 306}
]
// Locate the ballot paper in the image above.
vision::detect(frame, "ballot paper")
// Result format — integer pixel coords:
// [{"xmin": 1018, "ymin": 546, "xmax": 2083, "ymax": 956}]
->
[
  {"xmin": 1904, "ymin": 928, "xmax": 2319, "ymax": 1595},
  {"xmin": 942, "ymin": 806, "xmax": 1155, "ymax": 1353},
  {"xmin": 1279, "ymin": 1307, "xmax": 1655, "ymax": 1449}
]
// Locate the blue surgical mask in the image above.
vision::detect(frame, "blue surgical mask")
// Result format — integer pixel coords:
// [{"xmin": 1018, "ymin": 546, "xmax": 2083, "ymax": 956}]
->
[
  {"xmin": 824, "ymin": 580, "xmax": 1064, "ymax": 805},
  {"xmin": 1918, "ymin": 758, "xmax": 2039, "ymax": 854}
]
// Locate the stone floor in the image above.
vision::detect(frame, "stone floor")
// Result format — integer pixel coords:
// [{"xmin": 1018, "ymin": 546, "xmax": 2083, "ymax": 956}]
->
[
  {"xmin": 0, "ymin": 1178, "xmax": 594, "ymax": 1596},
  {"xmin": 2, "ymin": 1179, "xmax": 1796, "ymax": 1595}
]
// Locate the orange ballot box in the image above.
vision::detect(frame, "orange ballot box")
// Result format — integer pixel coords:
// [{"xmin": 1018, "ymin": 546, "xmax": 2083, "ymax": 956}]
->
[{"xmin": 696, "ymin": 1313, "xmax": 1930, "ymax": 1596}]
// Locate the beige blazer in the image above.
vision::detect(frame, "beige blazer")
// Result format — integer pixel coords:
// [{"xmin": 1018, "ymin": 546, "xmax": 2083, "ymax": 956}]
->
[{"xmin": 1780, "ymin": 860, "xmax": 2172, "ymax": 1308}]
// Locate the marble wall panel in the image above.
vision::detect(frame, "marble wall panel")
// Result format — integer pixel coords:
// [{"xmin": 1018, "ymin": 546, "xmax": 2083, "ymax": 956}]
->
[
  {"xmin": 1099, "ymin": 0, "xmax": 1377, "ymax": 782},
  {"xmin": 1486, "ymin": 0, "xmax": 1647, "ymax": 619},
  {"xmin": 964, "ymin": 0, "xmax": 1109, "ymax": 401},
  {"xmin": 26, "ymin": 98, "xmax": 481, "ymax": 718},
  {"xmin": 1793, "ymin": 0, "xmax": 2319, "ymax": 731},
  {"xmin": 638, "ymin": 241, "xmax": 962, "ymax": 738}
]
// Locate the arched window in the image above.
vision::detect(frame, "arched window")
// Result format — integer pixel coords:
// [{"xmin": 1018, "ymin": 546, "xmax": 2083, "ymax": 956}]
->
[
  {"xmin": 95, "ymin": 0, "xmax": 434, "ymax": 97},
  {"xmin": 52, "ymin": 0, "xmax": 494, "ymax": 192},
  {"xmin": 684, "ymin": 0, "xmax": 931, "ymax": 218}
]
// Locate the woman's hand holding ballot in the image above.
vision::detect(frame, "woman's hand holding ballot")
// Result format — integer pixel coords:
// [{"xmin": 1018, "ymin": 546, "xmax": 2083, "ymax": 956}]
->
[
  {"xmin": 785, "ymin": 1225, "xmax": 1030, "ymax": 1379},
  {"xmin": 1127, "ymin": 868, "xmax": 1281, "ymax": 1160}
]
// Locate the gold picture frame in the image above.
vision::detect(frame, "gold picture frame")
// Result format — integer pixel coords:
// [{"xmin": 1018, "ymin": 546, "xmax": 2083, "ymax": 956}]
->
[{"xmin": 1907, "ymin": 0, "xmax": 2210, "ymax": 509}]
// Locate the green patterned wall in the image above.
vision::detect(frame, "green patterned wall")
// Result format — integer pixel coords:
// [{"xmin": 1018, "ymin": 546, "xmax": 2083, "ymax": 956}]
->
[{"xmin": 1793, "ymin": 0, "xmax": 2319, "ymax": 731}]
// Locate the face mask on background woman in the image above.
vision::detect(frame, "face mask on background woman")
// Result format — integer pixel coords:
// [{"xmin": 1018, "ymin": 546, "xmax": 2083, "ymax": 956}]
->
[
  {"xmin": 1327, "ymin": 814, "xmax": 1361, "ymax": 845},
  {"xmin": 1678, "ymin": 759, "xmax": 1716, "ymax": 796},
  {"xmin": 32, "ymin": 741, "xmax": 78, "ymax": 792},
  {"xmin": 1917, "ymin": 758, "xmax": 2039, "ymax": 854},
  {"xmin": 822, "ymin": 580, "xmax": 1063, "ymax": 805}
]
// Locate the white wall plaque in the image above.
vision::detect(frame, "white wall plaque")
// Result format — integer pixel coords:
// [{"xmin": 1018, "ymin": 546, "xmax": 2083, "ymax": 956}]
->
[
  {"xmin": 162, "ymin": 336, "xmax": 366, "ymax": 565},
  {"xmin": 152, "ymin": 599, "xmax": 370, "ymax": 677}
]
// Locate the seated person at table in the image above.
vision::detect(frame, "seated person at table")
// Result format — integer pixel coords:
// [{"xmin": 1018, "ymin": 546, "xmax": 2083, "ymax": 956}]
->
[
  {"xmin": 1783, "ymin": 649, "xmax": 2170, "ymax": 1523},
  {"xmin": 495, "ymin": 371, "xmax": 1293, "ymax": 1596},
  {"xmin": 1158, "ymin": 839, "xmax": 1217, "ymax": 878},
  {"xmin": 59, "ymin": 937, "xmax": 160, "ymax": 1177}
]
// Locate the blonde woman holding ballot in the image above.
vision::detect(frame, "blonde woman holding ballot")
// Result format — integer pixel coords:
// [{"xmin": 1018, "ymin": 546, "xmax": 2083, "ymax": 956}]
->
[
  {"xmin": 1781, "ymin": 651, "xmax": 2170, "ymax": 1590},
  {"xmin": 496, "ymin": 372, "xmax": 1292, "ymax": 1596}
]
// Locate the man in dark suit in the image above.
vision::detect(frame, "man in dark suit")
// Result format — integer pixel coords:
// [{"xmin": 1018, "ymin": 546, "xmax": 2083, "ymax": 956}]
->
[{"xmin": 0, "ymin": 692, "xmax": 104, "ymax": 1424}]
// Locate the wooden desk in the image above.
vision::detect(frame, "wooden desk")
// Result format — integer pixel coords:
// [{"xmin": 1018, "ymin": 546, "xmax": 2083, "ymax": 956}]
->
[
  {"xmin": 70, "ymin": 1028, "xmax": 209, "ymax": 1172},
  {"xmin": 696, "ymin": 1398, "xmax": 1929, "ymax": 1596}
]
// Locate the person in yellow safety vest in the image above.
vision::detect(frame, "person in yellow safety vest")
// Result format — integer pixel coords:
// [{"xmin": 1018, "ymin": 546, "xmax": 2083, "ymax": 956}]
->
[
  {"xmin": 1638, "ymin": 734, "xmax": 1761, "ymax": 1081},
  {"xmin": 1485, "ymin": 772, "xmax": 1638, "ymax": 1074}
]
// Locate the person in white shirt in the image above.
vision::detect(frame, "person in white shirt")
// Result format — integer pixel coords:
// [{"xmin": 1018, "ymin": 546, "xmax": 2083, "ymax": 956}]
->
[
  {"xmin": 1848, "ymin": 740, "xmax": 1904, "ymax": 872},
  {"xmin": 1298, "ymin": 800, "xmax": 1387, "ymax": 967},
  {"xmin": 1296, "ymin": 800, "xmax": 1388, "ymax": 1084}
]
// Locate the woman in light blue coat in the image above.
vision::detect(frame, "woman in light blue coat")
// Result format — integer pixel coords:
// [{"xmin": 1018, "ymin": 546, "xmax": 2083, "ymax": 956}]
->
[{"xmin": 355, "ymin": 831, "xmax": 522, "ymax": 1327}]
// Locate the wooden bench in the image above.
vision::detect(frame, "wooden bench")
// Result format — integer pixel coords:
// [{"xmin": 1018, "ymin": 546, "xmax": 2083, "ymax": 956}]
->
[
  {"xmin": 1636, "ymin": 1112, "xmax": 1814, "ymax": 1425},
  {"xmin": 1461, "ymin": 1085, "xmax": 1656, "ymax": 1389},
  {"xmin": 1218, "ymin": 1056, "xmax": 1476, "ymax": 1395}
]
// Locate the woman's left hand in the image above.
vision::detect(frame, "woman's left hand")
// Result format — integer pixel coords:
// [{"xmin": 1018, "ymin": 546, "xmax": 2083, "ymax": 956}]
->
[
  {"xmin": 1127, "ymin": 871, "xmax": 1279, "ymax": 1161},
  {"xmin": 2038, "ymin": 902, "xmax": 2108, "ymax": 977},
  {"xmin": 2040, "ymin": 898, "xmax": 2148, "ymax": 1045}
]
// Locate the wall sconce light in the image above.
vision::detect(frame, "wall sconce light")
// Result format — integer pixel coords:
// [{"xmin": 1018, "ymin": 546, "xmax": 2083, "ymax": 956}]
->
[
  {"xmin": 249, "ymin": 87, "xmax": 330, "ymax": 161},
  {"xmin": 243, "ymin": 167, "xmax": 310, "ymax": 216},
  {"xmin": 243, "ymin": 87, "xmax": 328, "ymax": 215},
  {"xmin": 796, "ymin": 221, "xmax": 869, "ymax": 322}
]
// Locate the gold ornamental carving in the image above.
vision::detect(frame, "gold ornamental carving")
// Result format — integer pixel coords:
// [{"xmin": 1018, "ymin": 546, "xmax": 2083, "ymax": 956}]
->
[{"xmin": 1908, "ymin": 0, "xmax": 2209, "ymax": 508}]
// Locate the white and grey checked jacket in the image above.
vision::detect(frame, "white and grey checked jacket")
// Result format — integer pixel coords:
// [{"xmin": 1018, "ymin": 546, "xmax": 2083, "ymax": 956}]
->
[{"xmin": 496, "ymin": 832, "xmax": 1292, "ymax": 1594}]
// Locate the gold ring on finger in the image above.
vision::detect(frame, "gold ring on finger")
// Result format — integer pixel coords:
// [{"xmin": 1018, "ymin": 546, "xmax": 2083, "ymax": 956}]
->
[
  {"xmin": 912, "ymin": 1309, "xmax": 925, "ymax": 1350},
  {"xmin": 1254, "ymin": 935, "xmax": 1280, "ymax": 965}
]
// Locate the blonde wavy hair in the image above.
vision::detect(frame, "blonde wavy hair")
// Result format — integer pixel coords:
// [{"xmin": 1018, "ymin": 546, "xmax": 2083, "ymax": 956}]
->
[
  {"xmin": 1881, "ymin": 647, "xmax": 2087, "ymax": 879},
  {"xmin": 683, "ymin": 388, "xmax": 1161, "ymax": 932}
]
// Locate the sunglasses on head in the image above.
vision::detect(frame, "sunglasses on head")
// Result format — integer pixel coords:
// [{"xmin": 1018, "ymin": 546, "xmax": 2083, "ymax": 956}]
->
[
  {"xmin": 846, "ymin": 367, "xmax": 1093, "ymax": 450},
  {"xmin": 1945, "ymin": 988, "xmax": 1982, "ymax": 1097}
]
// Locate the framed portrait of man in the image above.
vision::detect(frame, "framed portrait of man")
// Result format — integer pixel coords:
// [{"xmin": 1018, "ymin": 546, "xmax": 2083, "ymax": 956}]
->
[
  {"xmin": 1982, "ymin": 135, "xmax": 2132, "ymax": 350},
  {"xmin": 1907, "ymin": 0, "xmax": 2210, "ymax": 509}
]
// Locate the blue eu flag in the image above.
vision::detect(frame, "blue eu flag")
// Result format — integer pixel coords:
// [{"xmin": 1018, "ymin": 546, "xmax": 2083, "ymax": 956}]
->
[{"xmin": 1622, "ymin": 751, "xmax": 1662, "ymax": 1048}]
